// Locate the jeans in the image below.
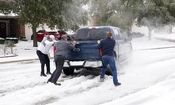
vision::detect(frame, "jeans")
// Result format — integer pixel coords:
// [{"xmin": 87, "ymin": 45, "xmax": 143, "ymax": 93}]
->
[
  {"xmin": 48, "ymin": 55, "xmax": 65, "ymax": 83},
  {"xmin": 36, "ymin": 50, "xmax": 50, "ymax": 74},
  {"xmin": 100, "ymin": 55, "xmax": 119, "ymax": 85}
]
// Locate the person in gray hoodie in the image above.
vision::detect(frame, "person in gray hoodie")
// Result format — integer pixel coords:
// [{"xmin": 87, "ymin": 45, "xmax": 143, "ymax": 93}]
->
[{"xmin": 47, "ymin": 34, "xmax": 76, "ymax": 85}]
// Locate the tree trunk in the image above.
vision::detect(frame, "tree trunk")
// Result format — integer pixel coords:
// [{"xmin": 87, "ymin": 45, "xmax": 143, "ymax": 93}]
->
[
  {"xmin": 148, "ymin": 27, "xmax": 152, "ymax": 40},
  {"xmin": 127, "ymin": 26, "xmax": 132, "ymax": 40},
  {"xmin": 127, "ymin": 26, "xmax": 133, "ymax": 50},
  {"xmin": 32, "ymin": 26, "xmax": 38, "ymax": 47},
  {"xmin": 168, "ymin": 24, "xmax": 173, "ymax": 33}
]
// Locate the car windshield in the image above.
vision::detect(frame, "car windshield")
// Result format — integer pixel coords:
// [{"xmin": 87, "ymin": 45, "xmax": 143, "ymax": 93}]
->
[{"xmin": 75, "ymin": 27, "xmax": 111, "ymax": 40}]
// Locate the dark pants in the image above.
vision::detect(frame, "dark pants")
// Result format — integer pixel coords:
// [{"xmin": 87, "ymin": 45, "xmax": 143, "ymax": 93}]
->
[
  {"xmin": 48, "ymin": 55, "xmax": 65, "ymax": 83},
  {"xmin": 36, "ymin": 50, "xmax": 50, "ymax": 75},
  {"xmin": 100, "ymin": 55, "xmax": 119, "ymax": 85}
]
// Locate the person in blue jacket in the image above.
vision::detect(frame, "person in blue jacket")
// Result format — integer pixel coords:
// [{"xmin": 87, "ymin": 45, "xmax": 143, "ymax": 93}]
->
[{"xmin": 98, "ymin": 31, "xmax": 121, "ymax": 86}]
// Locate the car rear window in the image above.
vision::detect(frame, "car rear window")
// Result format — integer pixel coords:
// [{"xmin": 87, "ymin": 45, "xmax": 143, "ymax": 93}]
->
[{"xmin": 75, "ymin": 27, "xmax": 111, "ymax": 40}]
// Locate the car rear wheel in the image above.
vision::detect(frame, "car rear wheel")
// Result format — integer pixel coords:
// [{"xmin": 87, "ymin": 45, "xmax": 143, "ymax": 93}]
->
[
  {"xmin": 105, "ymin": 66, "xmax": 112, "ymax": 75},
  {"xmin": 63, "ymin": 67, "xmax": 74, "ymax": 75}
]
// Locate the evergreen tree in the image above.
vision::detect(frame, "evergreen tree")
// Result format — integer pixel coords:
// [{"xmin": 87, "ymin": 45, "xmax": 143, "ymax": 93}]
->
[
  {"xmin": 0, "ymin": 1, "xmax": 13, "ymax": 14},
  {"xmin": 13, "ymin": 0, "xmax": 72, "ymax": 47},
  {"xmin": 121, "ymin": 0, "xmax": 175, "ymax": 38},
  {"xmin": 61, "ymin": 0, "xmax": 88, "ymax": 31},
  {"xmin": 0, "ymin": 0, "xmax": 73, "ymax": 47},
  {"xmin": 86, "ymin": 0, "xmax": 141, "ymax": 34}
]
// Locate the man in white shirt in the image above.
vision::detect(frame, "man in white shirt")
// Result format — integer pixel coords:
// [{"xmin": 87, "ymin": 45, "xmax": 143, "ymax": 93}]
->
[{"xmin": 36, "ymin": 35, "xmax": 55, "ymax": 77}]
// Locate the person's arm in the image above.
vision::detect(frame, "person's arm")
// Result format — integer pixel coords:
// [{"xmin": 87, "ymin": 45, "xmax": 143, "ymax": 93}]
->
[
  {"xmin": 98, "ymin": 40, "xmax": 103, "ymax": 49},
  {"xmin": 68, "ymin": 40, "xmax": 81, "ymax": 52},
  {"xmin": 41, "ymin": 36, "xmax": 49, "ymax": 46},
  {"xmin": 98, "ymin": 40, "xmax": 103, "ymax": 56},
  {"xmin": 68, "ymin": 41, "xmax": 75, "ymax": 49}
]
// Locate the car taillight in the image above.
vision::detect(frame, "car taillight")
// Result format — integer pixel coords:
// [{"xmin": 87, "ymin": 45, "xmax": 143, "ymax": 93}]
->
[{"xmin": 99, "ymin": 48, "xmax": 103, "ymax": 56}]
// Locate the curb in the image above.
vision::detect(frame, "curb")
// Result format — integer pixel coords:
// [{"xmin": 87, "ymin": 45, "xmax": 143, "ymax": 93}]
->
[
  {"xmin": 0, "ymin": 58, "xmax": 39, "ymax": 64},
  {"xmin": 0, "ymin": 57, "xmax": 54, "ymax": 64}
]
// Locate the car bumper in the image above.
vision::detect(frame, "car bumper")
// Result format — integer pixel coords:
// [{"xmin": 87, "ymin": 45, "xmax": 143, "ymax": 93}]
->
[{"xmin": 64, "ymin": 61, "xmax": 102, "ymax": 68}]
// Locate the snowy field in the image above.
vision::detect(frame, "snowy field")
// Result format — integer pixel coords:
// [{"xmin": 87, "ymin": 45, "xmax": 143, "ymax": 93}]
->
[{"xmin": 1, "ymin": 33, "xmax": 175, "ymax": 105}]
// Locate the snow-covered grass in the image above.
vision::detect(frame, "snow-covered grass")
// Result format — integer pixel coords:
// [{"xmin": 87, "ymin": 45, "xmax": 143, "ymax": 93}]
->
[
  {"xmin": 1, "ymin": 32, "xmax": 175, "ymax": 105},
  {"xmin": 0, "ymin": 40, "xmax": 54, "ymax": 63}
]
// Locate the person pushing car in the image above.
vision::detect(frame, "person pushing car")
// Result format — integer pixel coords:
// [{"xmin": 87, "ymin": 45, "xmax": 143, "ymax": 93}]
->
[{"xmin": 98, "ymin": 31, "xmax": 121, "ymax": 86}]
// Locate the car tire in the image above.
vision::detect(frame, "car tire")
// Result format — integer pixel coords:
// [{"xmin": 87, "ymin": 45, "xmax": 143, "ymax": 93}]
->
[
  {"xmin": 63, "ymin": 67, "xmax": 74, "ymax": 75},
  {"xmin": 105, "ymin": 66, "xmax": 112, "ymax": 75}
]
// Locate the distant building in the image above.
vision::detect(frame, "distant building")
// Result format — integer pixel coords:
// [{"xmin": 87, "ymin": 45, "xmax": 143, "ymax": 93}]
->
[{"xmin": 0, "ymin": 13, "xmax": 26, "ymax": 40}]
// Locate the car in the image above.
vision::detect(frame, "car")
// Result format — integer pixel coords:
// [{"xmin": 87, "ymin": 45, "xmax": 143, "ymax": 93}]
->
[
  {"xmin": 31, "ymin": 30, "xmax": 67, "ymax": 42},
  {"xmin": 54, "ymin": 26, "xmax": 132, "ymax": 75}
]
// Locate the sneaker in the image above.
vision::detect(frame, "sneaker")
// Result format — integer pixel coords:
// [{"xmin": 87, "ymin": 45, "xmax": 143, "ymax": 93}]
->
[
  {"xmin": 54, "ymin": 82, "xmax": 61, "ymax": 86},
  {"xmin": 99, "ymin": 77, "xmax": 105, "ymax": 82},
  {"xmin": 47, "ymin": 79, "xmax": 51, "ymax": 83},
  {"xmin": 47, "ymin": 80, "xmax": 61, "ymax": 86},
  {"xmin": 114, "ymin": 82, "xmax": 121, "ymax": 86},
  {"xmin": 46, "ymin": 72, "xmax": 52, "ymax": 75},
  {"xmin": 40, "ymin": 74, "xmax": 47, "ymax": 77}
]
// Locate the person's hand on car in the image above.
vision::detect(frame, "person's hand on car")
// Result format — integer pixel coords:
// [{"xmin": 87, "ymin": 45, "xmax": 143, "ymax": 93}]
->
[{"xmin": 73, "ymin": 48, "xmax": 80, "ymax": 52}]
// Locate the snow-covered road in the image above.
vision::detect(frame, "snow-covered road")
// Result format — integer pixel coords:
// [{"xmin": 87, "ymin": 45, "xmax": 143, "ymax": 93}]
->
[{"xmin": 1, "ymin": 36, "xmax": 175, "ymax": 105}]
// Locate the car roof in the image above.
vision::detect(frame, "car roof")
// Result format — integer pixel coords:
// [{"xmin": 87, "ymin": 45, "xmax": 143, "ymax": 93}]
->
[{"xmin": 78, "ymin": 26, "xmax": 120, "ymax": 30}]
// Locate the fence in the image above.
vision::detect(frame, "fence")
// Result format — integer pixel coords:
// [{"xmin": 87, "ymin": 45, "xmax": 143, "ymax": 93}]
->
[{"xmin": 0, "ymin": 37, "xmax": 18, "ymax": 57}]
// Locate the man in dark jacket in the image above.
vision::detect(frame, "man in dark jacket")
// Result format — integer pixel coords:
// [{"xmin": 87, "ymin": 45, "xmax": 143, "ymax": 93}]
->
[
  {"xmin": 98, "ymin": 32, "xmax": 121, "ymax": 86},
  {"xmin": 47, "ymin": 35, "xmax": 75, "ymax": 85}
]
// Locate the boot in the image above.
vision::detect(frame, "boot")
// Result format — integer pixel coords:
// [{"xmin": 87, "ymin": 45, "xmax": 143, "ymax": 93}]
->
[{"xmin": 40, "ymin": 73, "xmax": 47, "ymax": 77}]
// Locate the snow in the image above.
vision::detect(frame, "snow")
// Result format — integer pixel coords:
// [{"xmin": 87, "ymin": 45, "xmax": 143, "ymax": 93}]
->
[
  {"xmin": 0, "ymin": 13, "xmax": 18, "ymax": 17},
  {"xmin": 1, "ymin": 32, "xmax": 175, "ymax": 105},
  {"xmin": 0, "ymin": 40, "xmax": 54, "ymax": 63}
]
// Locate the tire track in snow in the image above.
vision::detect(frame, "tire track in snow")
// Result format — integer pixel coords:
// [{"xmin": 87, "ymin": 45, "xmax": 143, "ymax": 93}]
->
[
  {"xmin": 0, "ymin": 60, "xmax": 121, "ymax": 105},
  {"xmin": 0, "ymin": 72, "xmax": 95, "ymax": 97},
  {"xmin": 34, "ymin": 97, "xmax": 58, "ymax": 105},
  {"xmin": 0, "ymin": 74, "xmax": 102, "ymax": 105},
  {"xmin": 0, "ymin": 62, "xmax": 51, "ymax": 96},
  {"xmin": 0, "ymin": 82, "xmax": 45, "ymax": 97},
  {"xmin": 32, "ymin": 76, "xmax": 102, "ymax": 105}
]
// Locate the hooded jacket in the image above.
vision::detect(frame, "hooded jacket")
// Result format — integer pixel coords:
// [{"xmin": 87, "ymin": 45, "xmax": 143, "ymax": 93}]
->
[{"xmin": 54, "ymin": 40, "xmax": 74, "ymax": 58}]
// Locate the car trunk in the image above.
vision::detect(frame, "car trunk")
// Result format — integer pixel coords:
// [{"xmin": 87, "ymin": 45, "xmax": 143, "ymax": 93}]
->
[{"xmin": 67, "ymin": 41, "xmax": 101, "ymax": 61}]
